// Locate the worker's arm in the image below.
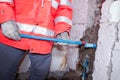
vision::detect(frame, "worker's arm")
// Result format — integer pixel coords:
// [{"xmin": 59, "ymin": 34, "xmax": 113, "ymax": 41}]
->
[
  {"xmin": 0, "ymin": 1, "xmax": 20, "ymax": 40},
  {"xmin": 0, "ymin": 1, "xmax": 15, "ymax": 23},
  {"xmin": 54, "ymin": 0, "xmax": 73, "ymax": 36}
]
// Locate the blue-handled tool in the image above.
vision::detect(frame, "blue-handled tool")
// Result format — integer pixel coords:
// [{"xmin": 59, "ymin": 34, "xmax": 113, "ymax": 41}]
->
[{"xmin": 19, "ymin": 34, "xmax": 97, "ymax": 48}]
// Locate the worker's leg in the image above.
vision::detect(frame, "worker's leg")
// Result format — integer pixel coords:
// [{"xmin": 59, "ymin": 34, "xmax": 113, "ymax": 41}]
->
[
  {"xmin": 0, "ymin": 43, "xmax": 25, "ymax": 80},
  {"xmin": 28, "ymin": 53, "xmax": 52, "ymax": 80}
]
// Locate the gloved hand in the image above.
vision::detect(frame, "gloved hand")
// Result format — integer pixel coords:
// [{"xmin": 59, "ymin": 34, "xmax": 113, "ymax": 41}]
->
[
  {"xmin": 56, "ymin": 32, "xmax": 70, "ymax": 45},
  {"xmin": 1, "ymin": 20, "xmax": 21, "ymax": 40}
]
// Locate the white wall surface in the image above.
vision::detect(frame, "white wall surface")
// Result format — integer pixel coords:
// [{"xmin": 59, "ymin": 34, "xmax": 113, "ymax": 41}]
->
[{"xmin": 93, "ymin": 0, "xmax": 120, "ymax": 80}]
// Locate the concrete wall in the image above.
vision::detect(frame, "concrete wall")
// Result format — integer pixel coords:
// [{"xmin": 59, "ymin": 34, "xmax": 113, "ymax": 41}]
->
[
  {"xmin": 67, "ymin": 0, "xmax": 97, "ymax": 71},
  {"xmin": 93, "ymin": 0, "xmax": 120, "ymax": 80}
]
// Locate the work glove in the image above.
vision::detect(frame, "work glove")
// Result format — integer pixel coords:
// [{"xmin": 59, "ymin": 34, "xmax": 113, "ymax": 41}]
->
[
  {"xmin": 56, "ymin": 32, "xmax": 70, "ymax": 45},
  {"xmin": 1, "ymin": 20, "xmax": 21, "ymax": 40}
]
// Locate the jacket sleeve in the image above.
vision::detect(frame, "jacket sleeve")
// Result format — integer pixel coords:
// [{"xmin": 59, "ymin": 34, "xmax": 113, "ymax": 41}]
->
[
  {"xmin": 0, "ymin": 1, "xmax": 15, "ymax": 24},
  {"xmin": 54, "ymin": 0, "xmax": 72, "ymax": 36}
]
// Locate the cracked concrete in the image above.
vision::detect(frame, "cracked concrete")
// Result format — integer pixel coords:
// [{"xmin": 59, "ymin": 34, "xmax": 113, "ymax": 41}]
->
[
  {"xmin": 93, "ymin": 0, "xmax": 120, "ymax": 80},
  {"xmin": 110, "ymin": 23, "xmax": 120, "ymax": 80}
]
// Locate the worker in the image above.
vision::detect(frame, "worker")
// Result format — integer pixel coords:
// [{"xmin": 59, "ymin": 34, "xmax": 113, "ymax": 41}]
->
[{"xmin": 0, "ymin": 0, "xmax": 72, "ymax": 80}]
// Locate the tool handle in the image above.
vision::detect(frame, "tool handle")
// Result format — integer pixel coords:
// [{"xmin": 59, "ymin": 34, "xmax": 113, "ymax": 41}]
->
[
  {"xmin": 20, "ymin": 34, "xmax": 83, "ymax": 45},
  {"xmin": 20, "ymin": 34, "xmax": 97, "ymax": 48}
]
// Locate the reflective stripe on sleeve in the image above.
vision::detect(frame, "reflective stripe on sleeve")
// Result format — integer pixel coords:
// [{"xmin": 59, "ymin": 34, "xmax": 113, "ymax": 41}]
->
[
  {"xmin": 17, "ymin": 23, "xmax": 54, "ymax": 37},
  {"xmin": 55, "ymin": 16, "xmax": 72, "ymax": 26},
  {"xmin": 60, "ymin": 0, "xmax": 72, "ymax": 7},
  {"xmin": 52, "ymin": 0, "xmax": 59, "ymax": 9},
  {"xmin": 0, "ymin": 0, "xmax": 13, "ymax": 2}
]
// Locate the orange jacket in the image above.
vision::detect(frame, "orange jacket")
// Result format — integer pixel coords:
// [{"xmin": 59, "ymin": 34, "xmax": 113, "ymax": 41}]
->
[{"xmin": 0, "ymin": 0, "xmax": 72, "ymax": 54}]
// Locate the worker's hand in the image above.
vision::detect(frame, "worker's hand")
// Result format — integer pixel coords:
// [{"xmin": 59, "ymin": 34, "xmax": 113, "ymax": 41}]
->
[
  {"xmin": 1, "ymin": 20, "xmax": 21, "ymax": 40},
  {"xmin": 56, "ymin": 32, "xmax": 70, "ymax": 45}
]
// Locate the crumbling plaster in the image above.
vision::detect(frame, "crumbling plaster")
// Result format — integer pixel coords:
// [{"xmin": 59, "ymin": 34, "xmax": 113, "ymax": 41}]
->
[{"xmin": 93, "ymin": 0, "xmax": 120, "ymax": 80}]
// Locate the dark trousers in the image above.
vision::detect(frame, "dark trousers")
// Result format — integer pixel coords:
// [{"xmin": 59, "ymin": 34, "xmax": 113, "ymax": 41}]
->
[{"xmin": 0, "ymin": 43, "xmax": 51, "ymax": 80}]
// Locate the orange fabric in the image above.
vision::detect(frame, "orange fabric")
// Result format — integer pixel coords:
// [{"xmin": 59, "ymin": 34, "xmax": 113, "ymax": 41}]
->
[
  {"xmin": 0, "ymin": 0, "xmax": 72, "ymax": 54},
  {"xmin": 0, "ymin": 3, "xmax": 15, "ymax": 23},
  {"xmin": 54, "ymin": 0, "xmax": 72, "ymax": 35}
]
